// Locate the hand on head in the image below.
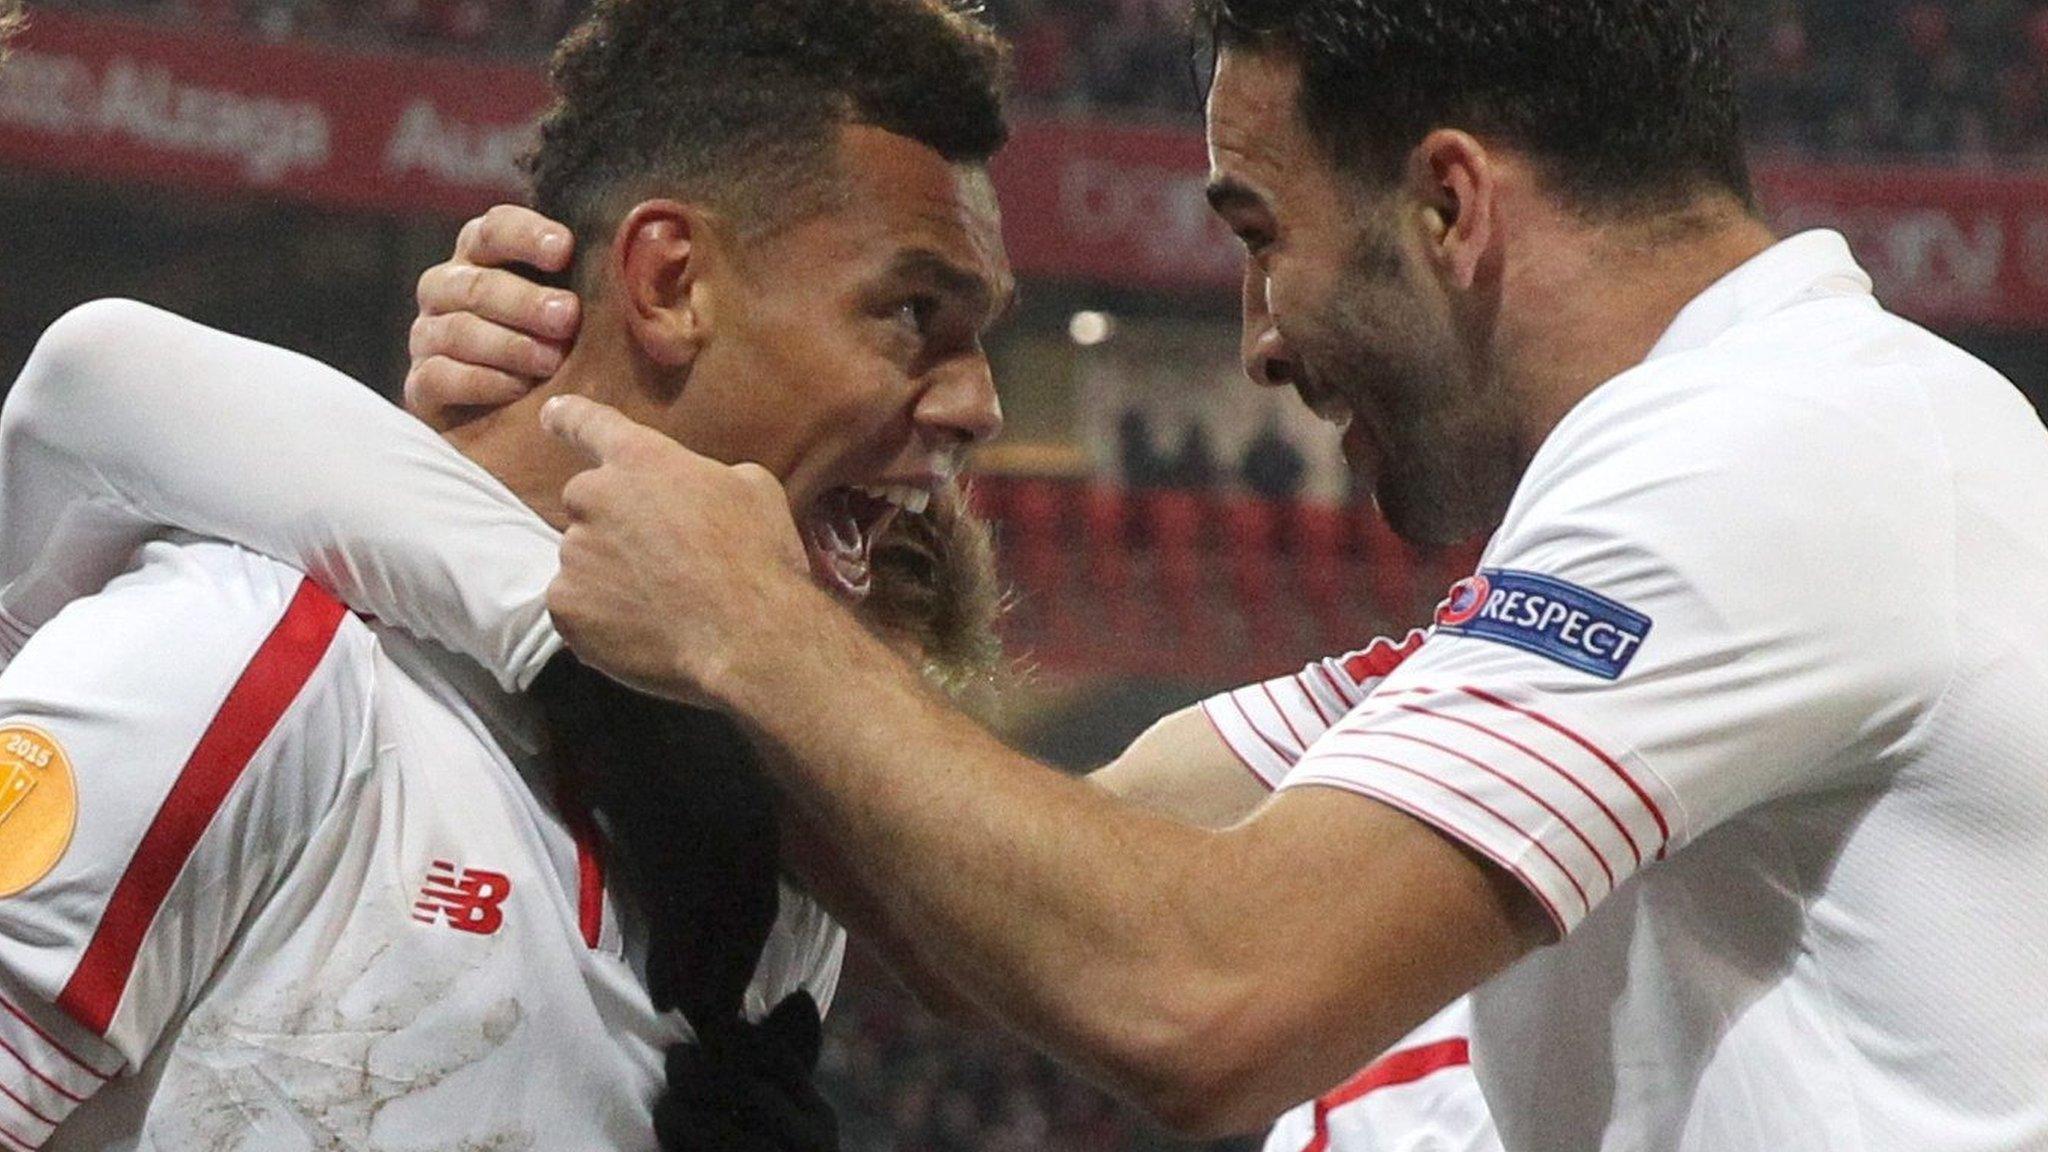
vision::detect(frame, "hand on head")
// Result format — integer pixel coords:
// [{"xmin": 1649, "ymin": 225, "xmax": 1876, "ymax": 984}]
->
[
  {"xmin": 405, "ymin": 205, "xmax": 583, "ymax": 429},
  {"xmin": 410, "ymin": 206, "xmax": 1009, "ymax": 708}
]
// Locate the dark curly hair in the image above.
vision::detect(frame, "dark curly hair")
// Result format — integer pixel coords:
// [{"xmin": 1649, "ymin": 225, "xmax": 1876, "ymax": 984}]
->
[
  {"xmin": 1194, "ymin": 0, "xmax": 1754, "ymax": 219},
  {"xmin": 527, "ymin": 0, "xmax": 1010, "ymax": 282}
]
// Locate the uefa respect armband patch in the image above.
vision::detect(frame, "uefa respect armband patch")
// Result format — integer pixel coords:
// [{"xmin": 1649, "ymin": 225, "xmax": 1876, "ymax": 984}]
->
[{"xmin": 1434, "ymin": 570, "xmax": 1652, "ymax": 680}]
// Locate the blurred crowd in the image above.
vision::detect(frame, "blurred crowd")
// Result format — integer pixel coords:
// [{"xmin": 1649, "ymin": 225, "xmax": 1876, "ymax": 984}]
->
[{"xmin": 36, "ymin": 0, "xmax": 2048, "ymax": 163}]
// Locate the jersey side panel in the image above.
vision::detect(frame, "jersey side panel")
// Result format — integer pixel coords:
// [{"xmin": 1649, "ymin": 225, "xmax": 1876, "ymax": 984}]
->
[{"xmin": 0, "ymin": 542, "xmax": 363, "ymax": 1142}]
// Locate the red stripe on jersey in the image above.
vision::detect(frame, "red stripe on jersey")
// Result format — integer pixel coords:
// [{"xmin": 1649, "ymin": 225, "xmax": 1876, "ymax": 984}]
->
[
  {"xmin": 552, "ymin": 776, "xmax": 608, "ymax": 951},
  {"xmin": 1305, "ymin": 753, "xmax": 1585, "ymax": 923},
  {"xmin": 1338, "ymin": 635, "xmax": 1421, "ymax": 688},
  {"xmin": 1299, "ymin": 1038, "xmax": 1474, "ymax": 1152},
  {"xmin": 1325, "ymin": 1036, "xmax": 1472, "ymax": 1110},
  {"xmin": 576, "ymin": 836, "xmax": 604, "ymax": 950},
  {"xmin": 1458, "ymin": 686, "xmax": 1671, "ymax": 856},
  {"xmin": 1227, "ymin": 695, "xmax": 1298, "ymax": 762},
  {"xmin": 0, "ymin": 1079, "xmax": 53, "ymax": 1128},
  {"xmin": 1296, "ymin": 668, "xmax": 1338, "ymax": 726},
  {"xmin": 1398, "ymin": 702, "xmax": 1645, "ymax": 868},
  {"xmin": 571, "ymin": 810, "xmax": 606, "ymax": 951},
  {"xmin": 1198, "ymin": 703, "xmax": 1277, "ymax": 794},
  {"xmin": 1309, "ymin": 663, "xmax": 1352, "ymax": 712},
  {"xmin": 1346, "ymin": 726, "xmax": 1616, "ymax": 893},
  {"xmin": 58, "ymin": 580, "xmax": 346, "ymax": 1036},
  {"xmin": 1261, "ymin": 683, "xmax": 1309, "ymax": 748},
  {"xmin": 0, "ymin": 1120, "xmax": 35, "ymax": 1151},
  {"xmin": 0, "ymin": 1034, "xmax": 82, "ymax": 1105},
  {"xmin": 0, "ymin": 997, "xmax": 110, "ymax": 1081}
]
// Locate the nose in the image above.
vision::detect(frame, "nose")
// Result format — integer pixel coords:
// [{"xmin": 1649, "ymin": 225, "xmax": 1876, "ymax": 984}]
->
[
  {"xmin": 1240, "ymin": 263, "xmax": 1301, "ymax": 389},
  {"xmin": 917, "ymin": 356, "xmax": 1005, "ymax": 448}
]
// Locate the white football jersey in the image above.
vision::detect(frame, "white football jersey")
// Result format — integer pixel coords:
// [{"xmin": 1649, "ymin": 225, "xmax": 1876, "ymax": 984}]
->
[
  {"xmin": 1227, "ymin": 231, "xmax": 2048, "ymax": 1150},
  {"xmin": 1260, "ymin": 998, "xmax": 1497, "ymax": 1152},
  {"xmin": 0, "ymin": 539, "xmax": 842, "ymax": 1150}
]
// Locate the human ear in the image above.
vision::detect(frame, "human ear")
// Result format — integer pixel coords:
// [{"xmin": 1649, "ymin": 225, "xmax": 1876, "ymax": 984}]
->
[
  {"xmin": 1407, "ymin": 129, "xmax": 1496, "ymax": 291},
  {"xmin": 609, "ymin": 199, "xmax": 721, "ymax": 370}
]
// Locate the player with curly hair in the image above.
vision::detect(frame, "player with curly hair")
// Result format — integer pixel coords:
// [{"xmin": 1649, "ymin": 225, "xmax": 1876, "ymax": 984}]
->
[{"xmin": 0, "ymin": 0, "xmax": 1011, "ymax": 1147}]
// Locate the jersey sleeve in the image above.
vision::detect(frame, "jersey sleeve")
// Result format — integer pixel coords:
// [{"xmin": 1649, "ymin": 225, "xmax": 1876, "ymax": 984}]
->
[
  {"xmin": 0, "ymin": 299, "xmax": 563, "ymax": 692},
  {"xmin": 0, "ymin": 541, "xmax": 370, "ymax": 1143},
  {"xmin": 1279, "ymin": 382, "xmax": 1956, "ymax": 935},
  {"xmin": 1199, "ymin": 632, "xmax": 1429, "ymax": 789}
]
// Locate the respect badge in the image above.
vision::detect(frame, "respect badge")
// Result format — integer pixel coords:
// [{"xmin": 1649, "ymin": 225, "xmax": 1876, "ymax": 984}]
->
[{"xmin": 1435, "ymin": 570, "xmax": 1653, "ymax": 680}]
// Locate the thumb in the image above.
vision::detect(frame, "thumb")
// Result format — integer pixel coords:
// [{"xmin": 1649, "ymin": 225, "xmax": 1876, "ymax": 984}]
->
[{"xmin": 542, "ymin": 395, "xmax": 655, "ymax": 463}]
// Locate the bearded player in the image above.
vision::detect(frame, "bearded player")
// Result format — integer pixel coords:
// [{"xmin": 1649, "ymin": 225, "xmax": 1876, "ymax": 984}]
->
[{"xmin": 0, "ymin": 0, "xmax": 1011, "ymax": 1146}]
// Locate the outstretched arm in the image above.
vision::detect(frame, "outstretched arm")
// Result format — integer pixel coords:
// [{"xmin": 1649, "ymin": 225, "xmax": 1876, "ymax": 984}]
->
[
  {"xmin": 0, "ymin": 298, "xmax": 563, "ymax": 689},
  {"xmin": 539, "ymin": 398, "xmax": 1552, "ymax": 1137}
]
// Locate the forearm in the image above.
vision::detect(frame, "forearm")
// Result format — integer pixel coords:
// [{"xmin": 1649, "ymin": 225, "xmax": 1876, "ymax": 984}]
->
[
  {"xmin": 535, "ymin": 396, "xmax": 1539, "ymax": 1130},
  {"xmin": 719, "ymin": 585, "xmax": 1299, "ymax": 1129},
  {"xmin": 779, "ymin": 805, "xmax": 990, "ymax": 1027}
]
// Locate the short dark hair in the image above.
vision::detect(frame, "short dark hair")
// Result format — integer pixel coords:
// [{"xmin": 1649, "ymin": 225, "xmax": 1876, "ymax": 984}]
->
[
  {"xmin": 527, "ymin": 0, "xmax": 1010, "ymax": 277},
  {"xmin": 1194, "ymin": 0, "xmax": 1754, "ymax": 218}
]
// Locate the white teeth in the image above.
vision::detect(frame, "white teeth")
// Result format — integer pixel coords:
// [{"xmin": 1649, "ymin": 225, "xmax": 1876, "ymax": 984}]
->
[
  {"xmin": 855, "ymin": 484, "xmax": 933, "ymax": 516},
  {"xmin": 1312, "ymin": 398, "xmax": 1353, "ymax": 430}
]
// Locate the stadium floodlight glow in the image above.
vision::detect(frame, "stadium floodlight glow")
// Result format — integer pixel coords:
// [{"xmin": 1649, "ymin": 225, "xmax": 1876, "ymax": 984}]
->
[{"xmin": 1069, "ymin": 311, "xmax": 1114, "ymax": 347}]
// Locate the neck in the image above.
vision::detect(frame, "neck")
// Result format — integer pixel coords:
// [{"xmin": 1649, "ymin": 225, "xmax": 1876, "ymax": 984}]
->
[
  {"xmin": 443, "ymin": 335, "xmax": 645, "ymax": 531},
  {"xmin": 1499, "ymin": 200, "xmax": 1776, "ymax": 456}
]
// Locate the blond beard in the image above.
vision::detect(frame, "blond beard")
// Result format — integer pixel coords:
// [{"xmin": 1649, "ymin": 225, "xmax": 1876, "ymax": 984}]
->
[
  {"xmin": 859, "ymin": 479, "xmax": 1008, "ymax": 711},
  {"xmin": 0, "ymin": 0, "xmax": 24, "ymax": 65}
]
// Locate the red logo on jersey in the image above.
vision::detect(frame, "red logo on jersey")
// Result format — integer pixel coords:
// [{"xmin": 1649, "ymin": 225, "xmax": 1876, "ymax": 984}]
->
[
  {"xmin": 1434, "ymin": 574, "xmax": 1491, "ymax": 628},
  {"xmin": 412, "ymin": 861, "xmax": 512, "ymax": 935}
]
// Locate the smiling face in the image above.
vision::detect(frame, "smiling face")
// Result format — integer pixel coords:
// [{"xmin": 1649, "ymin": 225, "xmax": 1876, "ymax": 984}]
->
[
  {"xmin": 649, "ymin": 124, "xmax": 1013, "ymax": 598},
  {"xmin": 1206, "ymin": 47, "xmax": 1524, "ymax": 547}
]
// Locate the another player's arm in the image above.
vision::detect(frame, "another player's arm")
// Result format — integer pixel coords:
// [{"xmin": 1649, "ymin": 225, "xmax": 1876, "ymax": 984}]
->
[
  {"xmin": 1, "ymin": 298, "xmax": 564, "ymax": 690},
  {"xmin": 540, "ymin": 405, "xmax": 1553, "ymax": 1137},
  {"xmin": 1095, "ymin": 634, "xmax": 1428, "ymax": 828},
  {"xmin": 721, "ymin": 600, "xmax": 1545, "ymax": 1137}
]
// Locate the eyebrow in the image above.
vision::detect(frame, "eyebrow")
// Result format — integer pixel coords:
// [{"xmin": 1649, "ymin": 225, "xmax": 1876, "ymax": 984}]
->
[{"xmin": 886, "ymin": 248, "xmax": 1017, "ymax": 324}]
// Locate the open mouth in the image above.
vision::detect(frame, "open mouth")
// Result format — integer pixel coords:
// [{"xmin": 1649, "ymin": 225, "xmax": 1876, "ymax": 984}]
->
[
  {"xmin": 1296, "ymin": 382, "xmax": 1354, "ymax": 432},
  {"xmin": 800, "ymin": 484, "xmax": 932, "ymax": 601}
]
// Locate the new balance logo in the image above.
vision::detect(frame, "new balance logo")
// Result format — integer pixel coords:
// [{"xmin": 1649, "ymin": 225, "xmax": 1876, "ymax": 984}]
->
[{"xmin": 412, "ymin": 861, "xmax": 512, "ymax": 935}]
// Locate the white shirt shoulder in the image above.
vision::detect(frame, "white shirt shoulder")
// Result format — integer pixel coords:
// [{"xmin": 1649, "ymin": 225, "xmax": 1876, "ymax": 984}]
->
[{"xmin": 1279, "ymin": 237, "xmax": 1974, "ymax": 932}]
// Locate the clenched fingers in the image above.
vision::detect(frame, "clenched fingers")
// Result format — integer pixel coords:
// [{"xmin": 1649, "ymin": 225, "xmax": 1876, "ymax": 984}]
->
[
  {"xmin": 403, "ymin": 358, "xmax": 540, "ymax": 430},
  {"xmin": 410, "ymin": 311, "xmax": 567, "ymax": 380},
  {"xmin": 415, "ymin": 262, "xmax": 579, "ymax": 343},
  {"xmin": 455, "ymin": 204, "xmax": 574, "ymax": 272}
]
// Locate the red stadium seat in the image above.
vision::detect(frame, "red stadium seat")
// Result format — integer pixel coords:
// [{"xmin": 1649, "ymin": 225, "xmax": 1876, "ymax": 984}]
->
[
  {"xmin": 1144, "ymin": 489, "xmax": 1207, "ymax": 643},
  {"xmin": 1223, "ymin": 496, "xmax": 1280, "ymax": 656}
]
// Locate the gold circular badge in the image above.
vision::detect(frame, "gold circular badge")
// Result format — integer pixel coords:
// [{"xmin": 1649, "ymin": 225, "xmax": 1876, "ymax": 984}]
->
[{"xmin": 0, "ymin": 725, "xmax": 76, "ymax": 897}]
